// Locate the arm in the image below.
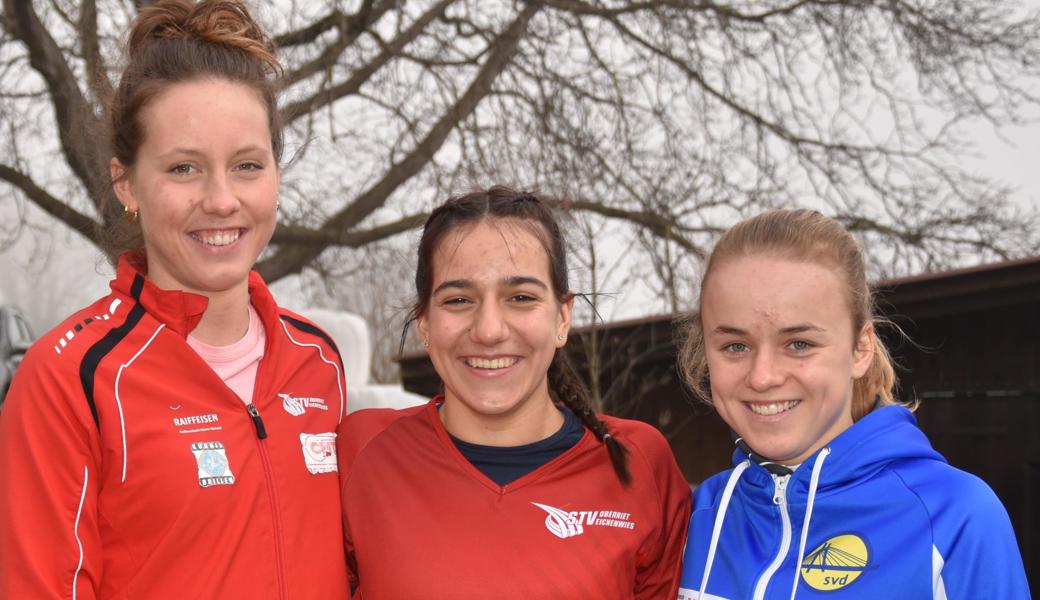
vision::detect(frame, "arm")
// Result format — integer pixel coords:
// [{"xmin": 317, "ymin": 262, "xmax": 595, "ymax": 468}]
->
[
  {"xmin": 632, "ymin": 427, "xmax": 694, "ymax": 600},
  {"xmin": 931, "ymin": 473, "xmax": 1030, "ymax": 599},
  {"xmin": 338, "ymin": 408, "xmax": 405, "ymax": 599},
  {"xmin": 0, "ymin": 347, "xmax": 103, "ymax": 598}
]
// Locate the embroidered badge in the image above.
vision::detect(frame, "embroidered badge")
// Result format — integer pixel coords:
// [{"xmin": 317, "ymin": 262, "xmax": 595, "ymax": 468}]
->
[
  {"xmin": 279, "ymin": 392, "xmax": 329, "ymax": 416},
  {"xmin": 300, "ymin": 432, "xmax": 337, "ymax": 474},
  {"xmin": 191, "ymin": 441, "xmax": 235, "ymax": 487},
  {"xmin": 800, "ymin": 533, "xmax": 870, "ymax": 591}
]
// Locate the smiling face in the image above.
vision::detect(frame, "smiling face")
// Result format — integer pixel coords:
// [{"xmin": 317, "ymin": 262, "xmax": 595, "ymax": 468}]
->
[
  {"xmin": 112, "ymin": 78, "xmax": 279, "ymax": 298},
  {"xmin": 417, "ymin": 219, "xmax": 573, "ymax": 443},
  {"xmin": 700, "ymin": 254, "xmax": 874, "ymax": 465}
]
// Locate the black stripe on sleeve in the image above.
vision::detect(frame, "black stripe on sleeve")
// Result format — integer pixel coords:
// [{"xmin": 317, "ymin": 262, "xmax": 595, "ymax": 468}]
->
[
  {"xmin": 279, "ymin": 314, "xmax": 343, "ymax": 363},
  {"xmin": 78, "ymin": 274, "xmax": 147, "ymax": 430}
]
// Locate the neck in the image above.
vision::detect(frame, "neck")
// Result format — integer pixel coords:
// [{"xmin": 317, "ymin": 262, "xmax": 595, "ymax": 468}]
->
[
  {"xmin": 191, "ymin": 282, "xmax": 251, "ymax": 346},
  {"xmin": 440, "ymin": 390, "xmax": 563, "ymax": 447}
]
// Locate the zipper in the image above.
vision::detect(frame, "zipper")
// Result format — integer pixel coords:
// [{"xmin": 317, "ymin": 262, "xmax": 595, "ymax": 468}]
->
[
  {"xmin": 247, "ymin": 403, "xmax": 268, "ymax": 438},
  {"xmin": 753, "ymin": 473, "xmax": 792, "ymax": 600},
  {"xmin": 246, "ymin": 402, "xmax": 288, "ymax": 599}
]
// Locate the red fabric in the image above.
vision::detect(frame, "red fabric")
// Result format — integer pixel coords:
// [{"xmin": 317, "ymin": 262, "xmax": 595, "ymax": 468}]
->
[
  {"xmin": 339, "ymin": 398, "xmax": 692, "ymax": 599},
  {"xmin": 0, "ymin": 256, "xmax": 348, "ymax": 599}
]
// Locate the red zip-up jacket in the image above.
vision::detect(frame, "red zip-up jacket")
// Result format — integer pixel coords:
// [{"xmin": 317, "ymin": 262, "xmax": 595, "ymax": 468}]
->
[{"xmin": 0, "ymin": 256, "xmax": 349, "ymax": 599}]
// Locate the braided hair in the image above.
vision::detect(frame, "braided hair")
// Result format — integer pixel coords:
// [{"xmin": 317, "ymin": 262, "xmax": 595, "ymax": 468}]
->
[{"xmin": 404, "ymin": 186, "xmax": 632, "ymax": 485}]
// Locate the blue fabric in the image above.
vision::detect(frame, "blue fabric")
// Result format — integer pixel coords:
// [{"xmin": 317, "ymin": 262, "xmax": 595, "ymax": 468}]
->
[
  {"xmin": 450, "ymin": 404, "xmax": 584, "ymax": 486},
  {"xmin": 678, "ymin": 405, "xmax": 1030, "ymax": 599}
]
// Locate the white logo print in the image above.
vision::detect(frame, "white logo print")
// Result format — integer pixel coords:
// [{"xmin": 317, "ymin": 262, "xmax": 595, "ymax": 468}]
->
[
  {"xmin": 280, "ymin": 393, "xmax": 329, "ymax": 416},
  {"xmin": 531, "ymin": 502, "xmax": 636, "ymax": 539},
  {"xmin": 191, "ymin": 441, "xmax": 235, "ymax": 487},
  {"xmin": 300, "ymin": 432, "xmax": 337, "ymax": 474}
]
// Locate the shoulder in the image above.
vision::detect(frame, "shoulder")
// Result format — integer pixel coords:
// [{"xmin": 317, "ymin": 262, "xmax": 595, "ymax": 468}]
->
[
  {"xmin": 337, "ymin": 403, "xmax": 429, "ymax": 472},
  {"xmin": 888, "ymin": 458, "xmax": 1012, "ymax": 532},
  {"xmin": 600, "ymin": 415, "xmax": 687, "ymax": 489},
  {"xmin": 2, "ymin": 296, "xmax": 118, "ymax": 430},
  {"xmin": 275, "ymin": 308, "xmax": 343, "ymax": 360},
  {"xmin": 600, "ymin": 415, "xmax": 673, "ymax": 460},
  {"xmin": 17, "ymin": 295, "xmax": 122, "ymax": 377}
]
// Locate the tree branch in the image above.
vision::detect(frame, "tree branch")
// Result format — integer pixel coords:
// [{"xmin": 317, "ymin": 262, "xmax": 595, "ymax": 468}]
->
[
  {"xmin": 270, "ymin": 212, "xmax": 428, "ymax": 247},
  {"xmin": 280, "ymin": 0, "xmax": 395, "ymax": 88},
  {"xmin": 0, "ymin": 164, "xmax": 98, "ymax": 242},
  {"xmin": 567, "ymin": 199, "xmax": 714, "ymax": 259},
  {"xmin": 78, "ymin": 0, "xmax": 113, "ymax": 105},
  {"xmin": 3, "ymin": 0, "xmax": 105, "ymax": 198},
  {"xmin": 282, "ymin": 0, "xmax": 455, "ymax": 124},
  {"xmin": 257, "ymin": 3, "xmax": 541, "ymax": 282}
]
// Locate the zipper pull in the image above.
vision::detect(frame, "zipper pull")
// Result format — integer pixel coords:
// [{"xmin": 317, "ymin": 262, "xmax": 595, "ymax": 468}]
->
[
  {"xmin": 772, "ymin": 473, "xmax": 789, "ymax": 505},
  {"xmin": 247, "ymin": 403, "xmax": 268, "ymax": 439}
]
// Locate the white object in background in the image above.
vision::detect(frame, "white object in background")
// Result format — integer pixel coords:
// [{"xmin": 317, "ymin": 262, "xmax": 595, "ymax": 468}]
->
[
  {"xmin": 297, "ymin": 307, "xmax": 428, "ymax": 412},
  {"xmin": 346, "ymin": 384, "xmax": 428, "ymax": 413},
  {"xmin": 300, "ymin": 308, "xmax": 372, "ymax": 386}
]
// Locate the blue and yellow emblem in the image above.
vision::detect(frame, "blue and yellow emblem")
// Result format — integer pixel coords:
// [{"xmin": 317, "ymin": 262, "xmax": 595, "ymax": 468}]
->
[{"xmin": 800, "ymin": 533, "xmax": 870, "ymax": 591}]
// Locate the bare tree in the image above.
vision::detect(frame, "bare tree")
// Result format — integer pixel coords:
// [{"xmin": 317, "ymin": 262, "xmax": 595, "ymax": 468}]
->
[{"xmin": 2, "ymin": 0, "xmax": 1040, "ymax": 296}]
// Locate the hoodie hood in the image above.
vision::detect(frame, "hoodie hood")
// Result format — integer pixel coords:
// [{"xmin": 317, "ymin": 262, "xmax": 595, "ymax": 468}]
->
[{"xmin": 732, "ymin": 405, "xmax": 947, "ymax": 501}]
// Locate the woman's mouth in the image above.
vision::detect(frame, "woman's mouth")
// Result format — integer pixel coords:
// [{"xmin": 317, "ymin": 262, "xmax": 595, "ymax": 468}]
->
[
  {"xmin": 747, "ymin": 400, "xmax": 800, "ymax": 416},
  {"xmin": 190, "ymin": 228, "xmax": 243, "ymax": 246},
  {"xmin": 465, "ymin": 357, "xmax": 519, "ymax": 370}
]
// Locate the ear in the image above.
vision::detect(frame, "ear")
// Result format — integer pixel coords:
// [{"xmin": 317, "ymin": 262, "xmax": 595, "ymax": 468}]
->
[
  {"xmin": 416, "ymin": 315, "xmax": 429, "ymax": 350},
  {"xmin": 555, "ymin": 294, "xmax": 574, "ymax": 348},
  {"xmin": 110, "ymin": 158, "xmax": 137, "ymax": 212},
  {"xmin": 851, "ymin": 321, "xmax": 875, "ymax": 379}
]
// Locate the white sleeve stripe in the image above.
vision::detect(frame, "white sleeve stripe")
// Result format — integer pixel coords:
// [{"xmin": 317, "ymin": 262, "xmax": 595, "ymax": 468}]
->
[
  {"xmin": 932, "ymin": 544, "xmax": 947, "ymax": 600},
  {"xmin": 72, "ymin": 465, "xmax": 89, "ymax": 600},
  {"xmin": 279, "ymin": 320, "xmax": 346, "ymax": 423},
  {"xmin": 114, "ymin": 324, "xmax": 165, "ymax": 482}
]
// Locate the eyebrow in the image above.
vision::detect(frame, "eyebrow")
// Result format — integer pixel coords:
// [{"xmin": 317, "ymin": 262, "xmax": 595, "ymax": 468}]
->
[
  {"xmin": 432, "ymin": 276, "xmax": 549, "ymax": 295},
  {"xmin": 711, "ymin": 323, "xmax": 826, "ymax": 336},
  {"xmin": 157, "ymin": 145, "xmax": 269, "ymax": 160}
]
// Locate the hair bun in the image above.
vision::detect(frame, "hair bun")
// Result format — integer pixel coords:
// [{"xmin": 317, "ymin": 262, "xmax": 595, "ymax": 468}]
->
[{"xmin": 131, "ymin": 0, "xmax": 279, "ymax": 74}]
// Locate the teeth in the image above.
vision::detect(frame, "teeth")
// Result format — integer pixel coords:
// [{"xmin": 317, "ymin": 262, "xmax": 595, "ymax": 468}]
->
[
  {"xmin": 467, "ymin": 357, "xmax": 518, "ymax": 369},
  {"xmin": 748, "ymin": 400, "xmax": 800, "ymax": 416},
  {"xmin": 192, "ymin": 229, "xmax": 241, "ymax": 246}
]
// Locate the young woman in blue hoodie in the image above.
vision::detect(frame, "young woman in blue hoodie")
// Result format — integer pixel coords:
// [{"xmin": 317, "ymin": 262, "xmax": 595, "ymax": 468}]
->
[{"xmin": 676, "ymin": 209, "xmax": 1029, "ymax": 599}]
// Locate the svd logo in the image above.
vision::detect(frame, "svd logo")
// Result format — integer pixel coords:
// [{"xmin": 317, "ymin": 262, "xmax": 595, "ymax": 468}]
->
[{"xmin": 800, "ymin": 533, "xmax": 870, "ymax": 591}]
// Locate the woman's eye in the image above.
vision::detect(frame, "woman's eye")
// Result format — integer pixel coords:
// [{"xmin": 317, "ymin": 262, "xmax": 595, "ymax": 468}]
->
[
  {"xmin": 723, "ymin": 342, "xmax": 749, "ymax": 353},
  {"xmin": 170, "ymin": 163, "xmax": 195, "ymax": 175},
  {"xmin": 235, "ymin": 161, "xmax": 263, "ymax": 172},
  {"xmin": 788, "ymin": 340, "xmax": 813, "ymax": 352},
  {"xmin": 443, "ymin": 297, "xmax": 469, "ymax": 305},
  {"xmin": 511, "ymin": 294, "xmax": 535, "ymax": 303}
]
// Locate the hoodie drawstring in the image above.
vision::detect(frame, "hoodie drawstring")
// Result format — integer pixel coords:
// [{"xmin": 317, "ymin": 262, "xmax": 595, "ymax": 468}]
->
[
  {"xmin": 698, "ymin": 459, "xmax": 751, "ymax": 597},
  {"xmin": 788, "ymin": 448, "xmax": 830, "ymax": 600}
]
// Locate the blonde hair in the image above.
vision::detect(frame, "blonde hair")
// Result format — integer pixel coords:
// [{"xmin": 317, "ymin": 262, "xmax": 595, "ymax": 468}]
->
[{"xmin": 677, "ymin": 209, "xmax": 907, "ymax": 420}]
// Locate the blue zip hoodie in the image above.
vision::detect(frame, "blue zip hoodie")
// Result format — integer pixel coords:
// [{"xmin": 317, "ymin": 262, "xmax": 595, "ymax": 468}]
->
[{"xmin": 678, "ymin": 406, "xmax": 1030, "ymax": 599}]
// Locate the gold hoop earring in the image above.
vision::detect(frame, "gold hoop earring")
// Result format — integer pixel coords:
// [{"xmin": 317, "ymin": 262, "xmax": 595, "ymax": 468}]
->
[{"xmin": 123, "ymin": 206, "xmax": 139, "ymax": 224}]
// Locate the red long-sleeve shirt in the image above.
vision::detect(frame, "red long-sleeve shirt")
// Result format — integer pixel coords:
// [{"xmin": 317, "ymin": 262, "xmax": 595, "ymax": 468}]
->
[{"xmin": 339, "ymin": 398, "xmax": 692, "ymax": 599}]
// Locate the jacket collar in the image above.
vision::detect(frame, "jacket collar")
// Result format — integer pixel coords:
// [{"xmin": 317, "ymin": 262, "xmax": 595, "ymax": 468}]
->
[{"xmin": 111, "ymin": 253, "xmax": 276, "ymax": 339}]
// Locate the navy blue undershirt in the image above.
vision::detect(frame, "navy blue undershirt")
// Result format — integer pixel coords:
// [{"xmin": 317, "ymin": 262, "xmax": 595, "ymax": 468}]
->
[{"xmin": 449, "ymin": 404, "xmax": 585, "ymax": 486}]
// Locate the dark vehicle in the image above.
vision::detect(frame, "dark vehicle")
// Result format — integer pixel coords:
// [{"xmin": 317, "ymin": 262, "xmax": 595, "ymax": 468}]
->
[{"xmin": 1, "ymin": 305, "xmax": 34, "ymax": 405}]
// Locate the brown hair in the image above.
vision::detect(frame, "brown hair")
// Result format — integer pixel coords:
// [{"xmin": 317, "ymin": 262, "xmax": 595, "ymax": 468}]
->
[
  {"xmin": 101, "ymin": 0, "xmax": 282, "ymax": 257},
  {"xmin": 404, "ymin": 186, "xmax": 632, "ymax": 485},
  {"xmin": 677, "ymin": 208, "xmax": 905, "ymax": 421}
]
